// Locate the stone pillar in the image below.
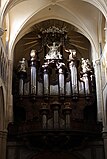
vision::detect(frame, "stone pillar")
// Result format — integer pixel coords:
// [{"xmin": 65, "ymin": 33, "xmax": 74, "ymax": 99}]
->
[
  {"xmin": 94, "ymin": 59, "xmax": 107, "ymax": 159},
  {"xmin": 94, "ymin": 59, "xmax": 103, "ymax": 121},
  {"xmin": 104, "ymin": 21, "xmax": 107, "ymax": 43},
  {"xmin": 102, "ymin": 80, "xmax": 107, "ymax": 159},
  {"xmin": 0, "ymin": 27, "xmax": 8, "ymax": 159},
  {"xmin": 102, "ymin": 132, "xmax": 107, "ymax": 159},
  {"xmin": 7, "ymin": 60, "xmax": 13, "ymax": 122},
  {"xmin": 0, "ymin": 130, "xmax": 7, "ymax": 159}
]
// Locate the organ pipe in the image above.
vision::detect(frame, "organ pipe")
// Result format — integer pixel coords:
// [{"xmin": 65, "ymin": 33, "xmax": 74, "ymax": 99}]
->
[
  {"xmin": 29, "ymin": 50, "xmax": 37, "ymax": 95},
  {"xmin": 17, "ymin": 46, "xmax": 93, "ymax": 98},
  {"xmin": 18, "ymin": 58, "xmax": 27, "ymax": 95}
]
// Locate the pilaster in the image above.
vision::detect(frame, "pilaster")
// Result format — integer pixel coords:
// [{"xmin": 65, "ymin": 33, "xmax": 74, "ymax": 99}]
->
[
  {"xmin": 102, "ymin": 132, "xmax": 107, "ymax": 159},
  {"xmin": 94, "ymin": 59, "xmax": 103, "ymax": 121},
  {"xmin": 7, "ymin": 60, "xmax": 13, "ymax": 123}
]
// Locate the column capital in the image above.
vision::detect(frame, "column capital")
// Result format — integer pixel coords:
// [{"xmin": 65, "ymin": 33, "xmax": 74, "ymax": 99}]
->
[
  {"xmin": 93, "ymin": 59, "xmax": 100, "ymax": 67},
  {"xmin": 102, "ymin": 132, "xmax": 107, "ymax": 139},
  {"xmin": 95, "ymin": 59, "xmax": 100, "ymax": 65},
  {"xmin": 0, "ymin": 130, "xmax": 8, "ymax": 138},
  {"xmin": 104, "ymin": 27, "xmax": 107, "ymax": 31}
]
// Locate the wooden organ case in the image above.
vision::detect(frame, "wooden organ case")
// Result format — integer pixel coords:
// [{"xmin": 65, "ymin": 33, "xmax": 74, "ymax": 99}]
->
[{"xmin": 9, "ymin": 26, "xmax": 102, "ymax": 150}]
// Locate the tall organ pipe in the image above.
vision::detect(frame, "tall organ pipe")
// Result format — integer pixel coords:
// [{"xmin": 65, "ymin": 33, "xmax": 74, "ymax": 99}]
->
[
  {"xmin": 69, "ymin": 60, "xmax": 78, "ymax": 94},
  {"xmin": 29, "ymin": 50, "xmax": 37, "ymax": 95},
  {"xmin": 57, "ymin": 62, "xmax": 65, "ymax": 96}
]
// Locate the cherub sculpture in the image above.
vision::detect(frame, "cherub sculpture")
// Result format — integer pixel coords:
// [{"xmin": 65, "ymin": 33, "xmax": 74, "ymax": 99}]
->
[
  {"xmin": 65, "ymin": 49, "xmax": 76, "ymax": 61},
  {"xmin": 81, "ymin": 58, "xmax": 92, "ymax": 73},
  {"xmin": 18, "ymin": 58, "xmax": 26, "ymax": 72},
  {"xmin": 45, "ymin": 42, "xmax": 62, "ymax": 60}
]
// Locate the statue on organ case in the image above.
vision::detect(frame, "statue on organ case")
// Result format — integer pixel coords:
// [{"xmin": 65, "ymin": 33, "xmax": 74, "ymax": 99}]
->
[
  {"xmin": 18, "ymin": 58, "xmax": 26, "ymax": 72},
  {"xmin": 45, "ymin": 42, "xmax": 62, "ymax": 60},
  {"xmin": 30, "ymin": 50, "xmax": 36, "ymax": 60},
  {"xmin": 81, "ymin": 58, "xmax": 92, "ymax": 73},
  {"xmin": 65, "ymin": 49, "xmax": 76, "ymax": 61}
]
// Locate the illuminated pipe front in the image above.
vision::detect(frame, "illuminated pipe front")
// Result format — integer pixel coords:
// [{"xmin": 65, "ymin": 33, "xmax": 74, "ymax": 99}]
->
[
  {"xmin": 82, "ymin": 73, "xmax": 90, "ymax": 94},
  {"xmin": 69, "ymin": 60, "xmax": 78, "ymax": 94},
  {"xmin": 42, "ymin": 65, "xmax": 50, "ymax": 96},
  {"xmin": 18, "ymin": 58, "xmax": 27, "ymax": 96},
  {"xmin": 29, "ymin": 50, "xmax": 37, "ymax": 95},
  {"xmin": 58, "ymin": 68, "xmax": 65, "ymax": 96},
  {"xmin": 56, "ymin": 62, "xmax": 65, "ymax": 96}
]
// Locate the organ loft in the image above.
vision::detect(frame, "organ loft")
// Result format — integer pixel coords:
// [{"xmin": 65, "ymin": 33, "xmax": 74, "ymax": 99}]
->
[{"xmin": 9, "ymin": 26, "xmax": 102, "ymax": 149}]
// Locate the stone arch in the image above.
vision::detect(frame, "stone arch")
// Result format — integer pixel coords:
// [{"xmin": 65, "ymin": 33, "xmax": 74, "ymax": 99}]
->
[
  {"xmin": 10, "ymin": 16, "xmax": 97, "ymax": 63},
  {"xmin": 1, "ymin": 0, "xmax": 106, "ymax": 60},
  {"xmin": 82, "ymin": 0, "xmax": 107, "ymax": 20},
  {"xmin": 1, "ymin": 0, "xmax": 26, "ymax": 24},
  {"xmin": 1, "ymin": 0, "xmax": 107, "ymax": 25},
  {"xmin": 5, "ymin": 1, "xmax": 104, "ymax": 60}
]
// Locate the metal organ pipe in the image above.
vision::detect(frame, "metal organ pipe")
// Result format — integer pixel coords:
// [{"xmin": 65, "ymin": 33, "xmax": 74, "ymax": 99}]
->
[
  {"xmin": 18, "ymin": 58, "xmax": 27, "ymax": 96},
  {"xmin": 57, "ymin": 62, "xmax": 65, "ymax": 96},
  {"xmin": 31, "ymin": 67, "xmax": 37, "ymax": 94},
  {"xmin": 19, "ymin": 78, "xmax": 24, "ymax": 95},
  {"xmin": 51, "ymin": 103, "xmax": 60, "ymax": 129},
  {"xmin": 30, "ymin": 50, "xmax": 37, "ymax": 95},
  {"xmin": 59, "ymin": 70, "xmax": 64, "ymax": 95},
  {"xmin": 40, "ymin": 103, "xmax": 49, "ymax": 129},
  {"xmin": 83, "ymin": 73, "xmax": 90, "ymax": 94},
  {"xmin": 42, "ymin": 65, "xmax": 50, "ymax": 96},
  {"xmin": 63, "ymin": 103, "xmax": 72, "ymax": 128},
  {"xmin": 69, "ymin": 60, "xmax": 78, "ymax": 94}
]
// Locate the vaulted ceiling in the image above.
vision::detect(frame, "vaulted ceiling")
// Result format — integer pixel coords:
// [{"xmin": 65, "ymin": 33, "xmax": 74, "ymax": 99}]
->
[{"xmin": 1, "ymin": 0, "xmax": 107, "ymax": 60}]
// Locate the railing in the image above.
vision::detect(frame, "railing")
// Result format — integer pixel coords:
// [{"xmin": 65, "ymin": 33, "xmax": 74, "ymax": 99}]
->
[
  {"xmin": 8, "ymin": 120, "xmax": 102, "ymax": 136},
  {"xmin": 7, "ymin": 120, "xmax": 102, "ymax": 150},
  {"xmin": 0, "ymin": 38, "xmax": 8, "ymax": 86}
]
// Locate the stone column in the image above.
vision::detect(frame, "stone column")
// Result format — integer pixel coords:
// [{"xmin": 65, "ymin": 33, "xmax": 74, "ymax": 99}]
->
[
  {"xmin": 104, "ymin": 21, "xmax": 107, "ymax": 43},
  {"xmin": 102, "ymin": 132, "xmax": 107, "ymax": 159},
  {"xmin": 94, "ymin": 59, "xmax": 107, "ymax": 159},
  {"xmin": 7, "ymin": 60, "xmax": 13, "ymax": 123},
  {"xmin": 0, "ymin": 28, "xmax": 8, "ymax": 159},
  {"xmin": 102, "ymin": 79, "xmax": 107, "ymax": 159},
  {"xmin": 94, "ymin": 59, "xmax": 103, "ymax": 122},
  {"xmin": 0, "ymin": 130, "xmax": 7, "ymax": 159}
]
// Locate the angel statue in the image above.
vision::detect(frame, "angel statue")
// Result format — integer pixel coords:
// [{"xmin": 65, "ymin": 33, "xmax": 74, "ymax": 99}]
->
[
  {"xmin": 65, "ymin": 49, "xmax": 76, "ymax": 61},
  {"xmin": 18, "ymin": 58, "xmax": 26, "ymax": 72},
  {"xmin": 45, "ymin": 42, "xmax": 62, "ymax": 60},
  {"xmin": 81, "ymin": 58, "xmax": 92, "ymax": 73},
  {"xmin": 30, "ymin": 49, "xmax": 37, "ymax": 62}
]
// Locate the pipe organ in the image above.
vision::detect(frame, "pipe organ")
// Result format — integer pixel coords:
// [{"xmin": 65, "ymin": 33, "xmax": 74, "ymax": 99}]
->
[
  {"xmin": 16, "ymin": 40, "xmax": 96, "ymax": 128},
  {"xmin": 11, "ymin": 26, "xmax": 102, "ymax": 148},
  {"xmin": 18, "ymin": 47, "xmax": 94, "ymax": 98}
]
